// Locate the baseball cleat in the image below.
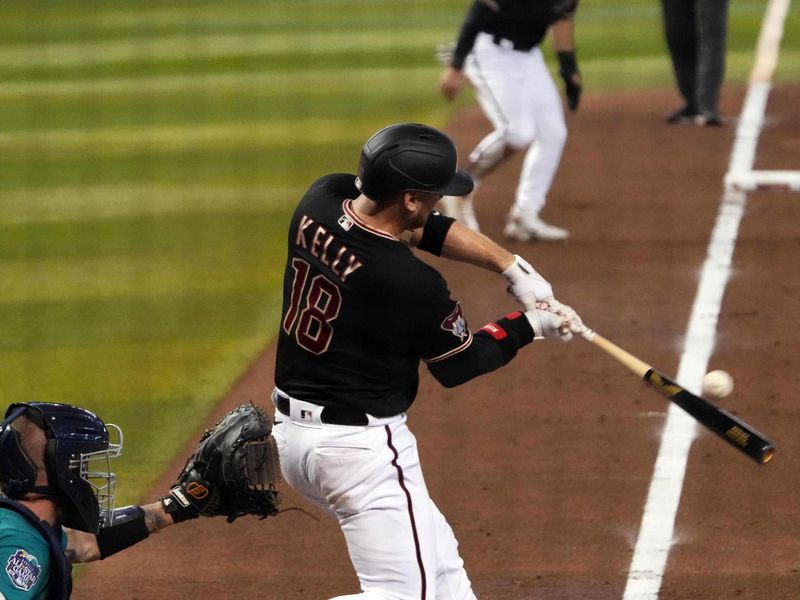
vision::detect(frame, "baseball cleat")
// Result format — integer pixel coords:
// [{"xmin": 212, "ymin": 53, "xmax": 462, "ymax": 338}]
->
[
  {"xmin": 693, "ymin": 111, "xmax": 726, "ymax": 127},
  {"xmin": 665, "ymin": 105, "xmax": 698, "ymax": 124},
  {"xmin": 504, "ymin": 209, "xmax": 568, "ymax": 242}
]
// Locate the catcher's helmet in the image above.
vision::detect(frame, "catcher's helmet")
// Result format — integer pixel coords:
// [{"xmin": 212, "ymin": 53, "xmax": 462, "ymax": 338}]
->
[
  {"xmin": 355, "ymin": 123, "xmax": 474, "ymax": 201},
  {"xmin": 0, "ymin": 402, "xmax": 122, "ymax": 533}
]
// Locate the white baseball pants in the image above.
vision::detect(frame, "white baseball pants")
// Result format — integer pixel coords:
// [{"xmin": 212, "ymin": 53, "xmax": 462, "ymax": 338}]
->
[
  {"xmin": 465, "ymin": 32, "xmax": 567, "ymax": 215},
  {"xmin": 272, "ymin": 392, "xmax": 476, "ymax": 600}
]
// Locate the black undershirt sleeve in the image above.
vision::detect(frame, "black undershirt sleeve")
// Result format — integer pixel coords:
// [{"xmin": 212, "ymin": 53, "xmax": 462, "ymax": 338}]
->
[
  {"xmin": 451, "ymin": 0, "xmax": 496, "ymax": 69},
  {"xmin": 417, "ymin": 212, "xmax": 455, "ymax": 256},
  {"xmin": 426, "ymin": 311, "xmax": 535, "ymax": 388}
]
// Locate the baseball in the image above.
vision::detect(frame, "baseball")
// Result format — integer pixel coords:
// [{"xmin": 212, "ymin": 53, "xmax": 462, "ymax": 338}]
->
[{"xmin": 701, "ymin": 369, "xmax": 734, "ymax": 398}]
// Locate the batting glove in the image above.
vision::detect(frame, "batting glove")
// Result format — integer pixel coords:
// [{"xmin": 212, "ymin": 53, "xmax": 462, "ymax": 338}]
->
[
  {"xmin": 502, "ymin": 254, "xmax": 554, "ymax": 311},
  {"xmin": 545, "ymin": 298, "xmax": 584, "ymax": 339},
  {"xmin": 525, "ymin": 309, "xmax": 572, "ymax": 342}
]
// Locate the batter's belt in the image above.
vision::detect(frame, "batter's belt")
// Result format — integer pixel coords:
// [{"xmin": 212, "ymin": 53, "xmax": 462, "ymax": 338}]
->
[
  {"xmin": 273, "ymin": 390, "xmax": 369, "ymax": 426},
  {"xmin": 490, "ymin": 34, "xmax": 535, "ymax": 52}
]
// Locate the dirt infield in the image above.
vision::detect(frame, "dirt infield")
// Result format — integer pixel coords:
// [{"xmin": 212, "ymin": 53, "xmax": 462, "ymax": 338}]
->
[{"xmin": 73, "ymin": 85, "xmax": 800, "ymax": 599}]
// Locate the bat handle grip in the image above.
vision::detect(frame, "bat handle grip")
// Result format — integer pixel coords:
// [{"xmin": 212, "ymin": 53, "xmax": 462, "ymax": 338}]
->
[{"xmin": 580, "ymin": 326, "xmax": 652, "ymax": 379}]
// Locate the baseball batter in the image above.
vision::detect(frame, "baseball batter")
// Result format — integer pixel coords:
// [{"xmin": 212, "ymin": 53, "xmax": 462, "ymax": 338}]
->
[
  {"xmin": 271, "ymin": 123, "xmax": 583, "ymax": 599},
  {"xmin": 438, "ymin": 0, "xmax": 581, "ymax": 241}
]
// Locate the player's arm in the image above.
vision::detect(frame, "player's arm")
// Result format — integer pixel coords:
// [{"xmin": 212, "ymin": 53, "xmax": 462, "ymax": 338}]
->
[
  {"xmin": 425, "ymin": 309, "xmax": 571, "ymax": 387},
  {"xmin": 409, "ymin": 215, "xmax": 514, "ymax": 272},
  {"xmin": 64, "ymin": 501, "xmax": 177, "ymax": 563},
  {"xmin": 439, "ymin": 0, "xmax": 496, "ymax": 100},
  {"xmin": 550, "ymin": 2, "xmax": 581, "ymax": 111},
  {"xmin": 412, "ymin": 213, "xmax": 582, "ymax": 336}
]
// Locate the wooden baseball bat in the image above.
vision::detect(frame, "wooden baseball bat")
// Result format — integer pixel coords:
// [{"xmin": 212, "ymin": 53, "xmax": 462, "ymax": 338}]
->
[{"xmin": 581, "ymin": 327, "xmax": 775, "ymax": 465}]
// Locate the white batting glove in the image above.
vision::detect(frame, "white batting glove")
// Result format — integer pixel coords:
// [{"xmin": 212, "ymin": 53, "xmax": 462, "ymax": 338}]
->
[
  {"xmin": 545, "ymin": 298, "xmax": 584, "ymax": 338},
  {"xmin": 502, "ymin": 254, "xmax": 554, "ymax": 312},
  {"xmin": 525, "ymin": 309, "xmax": 572, "ymax": 342}
]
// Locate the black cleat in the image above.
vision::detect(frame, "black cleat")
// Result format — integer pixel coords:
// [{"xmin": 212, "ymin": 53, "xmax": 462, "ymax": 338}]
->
[
  {"xmin": 693, "ymin": 111, "xmax": 726, "ymax": 126},
  {"xmin": 665, "ymin": 105, "xmax": 698, "ymax": 124}
]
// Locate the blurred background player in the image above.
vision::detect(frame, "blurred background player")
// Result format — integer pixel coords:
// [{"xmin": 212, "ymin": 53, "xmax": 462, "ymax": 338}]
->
[
  {"xmin": 438, "ymin": 0, "xmax": 581, "ymax": 241},
  {"xmin": 0, "ymin": 402, "xmax": 198, "ymax": 599},
  {"xmin": 661, "ymin": 0, "xmax": 730, "ymax": 125}
]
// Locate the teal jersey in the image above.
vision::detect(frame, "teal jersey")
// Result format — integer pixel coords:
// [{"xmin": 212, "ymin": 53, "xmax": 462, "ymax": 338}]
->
[{"xmin": 0, "ymin": 508, "xmax": 66, "ymax": 599}]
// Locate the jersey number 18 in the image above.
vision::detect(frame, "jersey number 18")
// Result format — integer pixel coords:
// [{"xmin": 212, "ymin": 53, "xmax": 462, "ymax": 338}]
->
[{"xmin": 283, "ymin": 258, "xmax": 342, "ymax": 354}]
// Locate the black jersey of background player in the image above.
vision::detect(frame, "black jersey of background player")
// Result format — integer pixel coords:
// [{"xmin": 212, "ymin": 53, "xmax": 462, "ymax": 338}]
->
[
  {"xmin": 275, "ymin": 174, "xmax": 473, "ymax": 417},
  {"xmin": 452, "ymin": 0, "xmax": 578, "ymax": 69}
]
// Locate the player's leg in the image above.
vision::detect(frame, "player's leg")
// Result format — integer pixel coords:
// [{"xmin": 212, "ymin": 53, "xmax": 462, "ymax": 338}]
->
[
  {"xmin": 439, "ymin": 34, "xmax": 531, "ymax": 231},
  {"xmin": 430, "ymin": 502, "xmax": 476, "ymax": 599},
  {"xmin": 324, "ymin": 419, "xmax": 475, "ymax": 600},
  {"xmin": 504, "ymin": 48, "xmax": 569, "ymax": 242},
  {"xmin": 271, "ymin": 420, "xmax": 336, "ymax": 515},
  {"xmin": 693, "ymin": 0, "xmax": 729, "ymax": 124},
  {"xmin": 661, "ymin": 0, "xmax": 699, "ymax": 120}
]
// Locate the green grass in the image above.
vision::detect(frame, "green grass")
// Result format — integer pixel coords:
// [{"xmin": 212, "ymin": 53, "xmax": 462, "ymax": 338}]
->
[{"xmin": 1, "ymin": 0, "xmax": 797, "ymax": 505}]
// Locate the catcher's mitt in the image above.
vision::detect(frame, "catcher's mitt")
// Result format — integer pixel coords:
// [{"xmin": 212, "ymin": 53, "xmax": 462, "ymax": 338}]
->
[{"xmin": 162, "ymin": 402, "xmax": 281, "ymax": 523}]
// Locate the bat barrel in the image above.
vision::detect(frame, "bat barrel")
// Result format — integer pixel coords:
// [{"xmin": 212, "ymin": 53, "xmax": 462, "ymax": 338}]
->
[{"xmin": 644, "ymin": 370, "xmax": 776, "ymax": 465}]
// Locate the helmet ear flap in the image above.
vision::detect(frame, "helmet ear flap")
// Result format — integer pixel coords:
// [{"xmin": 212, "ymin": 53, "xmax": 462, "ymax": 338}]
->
[{"xmin": 0, "ymin": 410, "xmax": 41, "ymax": 498}]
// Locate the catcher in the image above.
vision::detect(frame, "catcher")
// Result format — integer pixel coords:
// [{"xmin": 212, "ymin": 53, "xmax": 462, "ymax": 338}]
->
[{"xmin": 0, "ymin": 401, "xmax": 279, "ymax": 599}]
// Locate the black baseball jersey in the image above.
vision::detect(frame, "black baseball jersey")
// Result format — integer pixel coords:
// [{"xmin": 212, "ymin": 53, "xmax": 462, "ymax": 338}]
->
[
  {"xmin": 451, "ymin": 0, "xmax": 578, "ymax": 69},
  {"xmin": 275, "ymin": 174, "xmax": 536, "ymax": 417}
]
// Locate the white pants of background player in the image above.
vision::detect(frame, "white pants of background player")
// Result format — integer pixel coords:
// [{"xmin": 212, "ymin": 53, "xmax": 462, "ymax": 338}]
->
[
  {"xmin": 272, "ymin": 390, "xmax": 476, "ymax": 600},
  {"xmin": 465, "ymin": 32, "xmax": 567, "ymax": 219}
]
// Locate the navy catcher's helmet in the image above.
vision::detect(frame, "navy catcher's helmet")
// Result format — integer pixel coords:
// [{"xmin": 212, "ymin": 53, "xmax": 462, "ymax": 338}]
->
[
  {"xmin": 0, "ymin": 402, "xmax": 122, "ymax": 533},
  {"xmin": 355, "ymin": 123, "xmax": 474, "ymax": 201}
]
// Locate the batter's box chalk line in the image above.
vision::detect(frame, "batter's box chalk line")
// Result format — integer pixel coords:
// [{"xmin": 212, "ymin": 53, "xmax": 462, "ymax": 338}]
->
[{"xmin": 725, "ymin": 170, "xmax": 800, "ymax": 193}]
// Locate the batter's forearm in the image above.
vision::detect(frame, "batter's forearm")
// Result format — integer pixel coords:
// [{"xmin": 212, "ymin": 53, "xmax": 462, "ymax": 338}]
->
[
  {"xmin": 439, "ymin": 221, "xmax": 515, "ymax": 273},
  {"xmin": 427, "ymin": 311, "xmax": 535, "ymax": 387}
]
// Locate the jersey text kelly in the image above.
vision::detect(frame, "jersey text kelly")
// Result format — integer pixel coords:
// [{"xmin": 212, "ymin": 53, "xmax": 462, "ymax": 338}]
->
[{"xmin": 295, "ymin": 215, "xmax": 363, "ymax": 282}]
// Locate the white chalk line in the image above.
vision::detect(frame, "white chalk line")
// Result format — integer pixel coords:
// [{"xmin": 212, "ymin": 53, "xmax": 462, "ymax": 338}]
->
[
  {"xmin": 726, "ymin": 0, "xmax": 797, "ymax": 193},
  {"xmin": 622, "ymin": 0, "xmax": 791, "ymax": 597}
]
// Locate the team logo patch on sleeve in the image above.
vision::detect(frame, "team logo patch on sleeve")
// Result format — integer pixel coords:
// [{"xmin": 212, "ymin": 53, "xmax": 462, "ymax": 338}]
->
[
  {"xmin": 440, "ymin": 302, "xmax": 468, "ymax": 341},
  {"xmin": 5, "ymin": 549, "xmax": 41, "ymax": 591}
]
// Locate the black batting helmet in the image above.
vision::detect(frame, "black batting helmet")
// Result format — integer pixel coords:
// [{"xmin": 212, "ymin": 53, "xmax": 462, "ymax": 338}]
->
[
  {"xmin": 0, "ymin": 402, "xmax": 122, "ymax": 533},
  {"xmin": 355, "ymin": 123, "xmax": 474, "ymax": 201}
]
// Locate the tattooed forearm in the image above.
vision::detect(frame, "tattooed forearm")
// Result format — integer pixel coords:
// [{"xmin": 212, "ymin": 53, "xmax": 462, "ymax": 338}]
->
[{"xmin": 143, "ymin": 503, "xmax": 173, "ymax": 532}]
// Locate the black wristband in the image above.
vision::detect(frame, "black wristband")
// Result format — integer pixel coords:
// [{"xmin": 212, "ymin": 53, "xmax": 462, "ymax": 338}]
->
[
  {"xmin": 557, "ymin": 51, "xmax": 577, "ymax": 75},
  {"xmin": 160, "ymin": 487, "xmax": 200, "ymax": 523},
  {"xmin": 96, "ymin": 506, "xmax": 149, "ymax": 559},
  {"xmin": 418, "ymin": 212, "xmax": 455, "ymax": 256}
]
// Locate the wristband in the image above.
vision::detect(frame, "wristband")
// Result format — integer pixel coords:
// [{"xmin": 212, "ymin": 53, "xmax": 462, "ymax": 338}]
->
[
  {"xmin": 160, "ymin": 486, "xmax": 200, "ymax": 523},
  {"xmin": 557, "ymin": 51, "xmax": 577, "ymax": 76},
  {"xmin": 96, "ymin": 506, "xmax": 149, "ymax": 559}
]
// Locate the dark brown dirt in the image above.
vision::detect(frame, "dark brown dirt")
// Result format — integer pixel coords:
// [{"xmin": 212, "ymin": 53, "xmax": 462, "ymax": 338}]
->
[{"xmin": 73, "ymin": 84, "xmax": 800, "ymax": 599}]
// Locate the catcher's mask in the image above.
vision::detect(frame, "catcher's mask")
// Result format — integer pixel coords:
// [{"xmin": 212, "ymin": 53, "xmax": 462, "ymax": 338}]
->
[
  {"xmin": 355, "ymin": 123, "xmax": 474, "ymax": 201},
  {"xmin": 0, "ymin": 402, "xmax": 123, "ymax": 533}
]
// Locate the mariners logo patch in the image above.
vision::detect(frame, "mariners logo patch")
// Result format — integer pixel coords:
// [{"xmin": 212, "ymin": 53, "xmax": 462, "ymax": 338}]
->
[
  {"xmin": 441, "ymin": 302, "xmax": 468, "ymax": 340},
  {"xmin": 5, "ymin": 549, "xmax": 41, "ymax": 591}
]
